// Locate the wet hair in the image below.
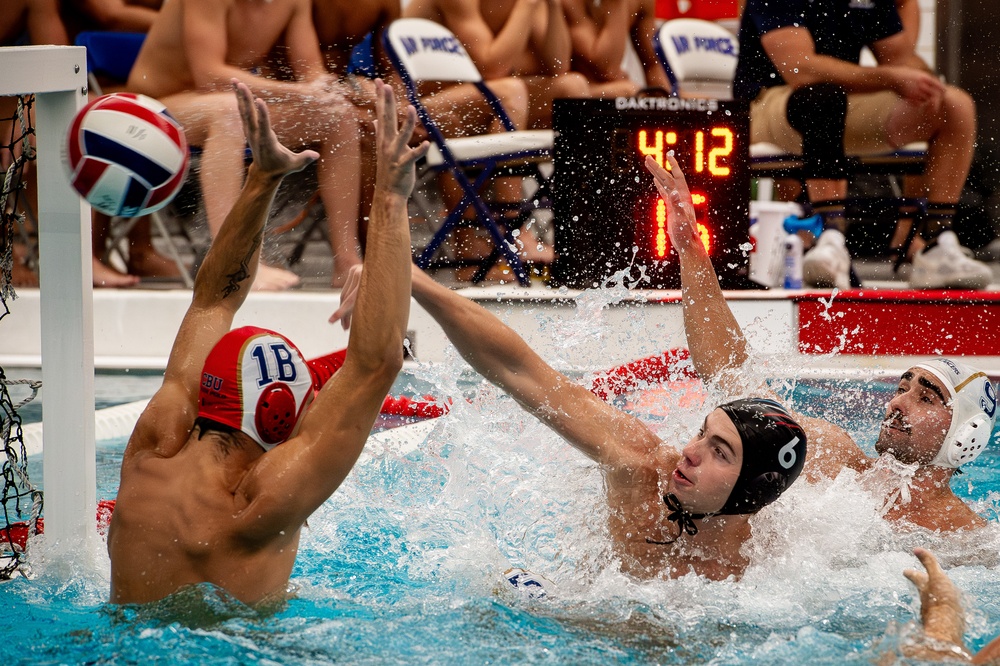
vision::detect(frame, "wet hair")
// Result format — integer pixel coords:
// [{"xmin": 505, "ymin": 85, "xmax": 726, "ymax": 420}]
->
[{"xmin": 193, "ymin": 416, "xmax": 246, "ymax": 455}]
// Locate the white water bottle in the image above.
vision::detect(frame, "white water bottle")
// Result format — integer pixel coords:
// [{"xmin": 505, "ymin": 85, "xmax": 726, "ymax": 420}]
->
[{"xmin": 784, "ymin": 234, "xmax": 804, "ymax": 289}]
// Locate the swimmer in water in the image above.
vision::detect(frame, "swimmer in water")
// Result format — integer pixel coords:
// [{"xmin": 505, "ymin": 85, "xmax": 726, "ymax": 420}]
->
[
  {"xmin": 645, "ymin": 152, "xmax": 998, "ymax": 534},
  {"xmin": 332, "ymin": 221, "xmax": 807, "ymax": 583},
  {"xmin": 107, "ymin": 79, "xmax": 428, "ymax": 605}
]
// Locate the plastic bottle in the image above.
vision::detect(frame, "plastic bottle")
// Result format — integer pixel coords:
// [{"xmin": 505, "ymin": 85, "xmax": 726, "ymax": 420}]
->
[{"xmin": 784, "ymin": 233, "xmax": 804, "ymax": 289}]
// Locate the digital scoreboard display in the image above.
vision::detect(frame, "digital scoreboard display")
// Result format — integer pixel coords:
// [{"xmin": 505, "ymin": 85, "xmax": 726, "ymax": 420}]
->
[{"xmin": 552, "ymin": 97, "xmax": 751, "ymax": 289}]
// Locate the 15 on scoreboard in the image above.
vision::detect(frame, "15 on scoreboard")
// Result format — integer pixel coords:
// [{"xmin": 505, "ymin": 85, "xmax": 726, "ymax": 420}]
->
[{"xmin": 552, "ymin": 97, "xmax": 752, "ymax": 289}]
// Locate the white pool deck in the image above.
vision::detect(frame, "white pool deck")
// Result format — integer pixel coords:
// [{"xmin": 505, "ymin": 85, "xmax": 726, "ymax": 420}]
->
[{"xmin": 4, "ymin": 281, "xmax": 1000, "ymax": 377}]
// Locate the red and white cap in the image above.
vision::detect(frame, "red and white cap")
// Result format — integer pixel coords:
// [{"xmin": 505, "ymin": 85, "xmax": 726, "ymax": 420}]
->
[{"xmin": 198, "ymin": 326, "xmax": 317, "ymax": 450}]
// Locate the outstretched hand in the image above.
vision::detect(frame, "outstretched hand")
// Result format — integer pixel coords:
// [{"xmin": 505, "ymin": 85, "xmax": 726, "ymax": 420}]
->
[
  {"xmin": 232, "ymin": 79, "xmax": 319, "ymax": 179},
  {"xmin": 904, "ymin": 548, "xmax": 967, "ymax": 648},
  {"xmin": 329, "ymin": 264, "xmax": 363, "ymax": 329},
  {"xmin": 644, "ymin": 152, "xmax": 703, "ymax": 258},
  {"xmin": 372, "ymin": 78, "xmax": 429, "ymax": 197}
]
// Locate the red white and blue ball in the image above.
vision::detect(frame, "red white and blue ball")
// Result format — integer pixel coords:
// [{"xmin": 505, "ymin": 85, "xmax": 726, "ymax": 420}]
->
[{"xmin": 64, "ymin": 93, "xmax": 189, "ymax": 217}]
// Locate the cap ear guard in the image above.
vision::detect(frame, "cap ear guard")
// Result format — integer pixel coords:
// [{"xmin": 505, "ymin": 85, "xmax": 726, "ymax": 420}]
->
[
  {"xmin": 932, "ymin": 413, "xmax": 992, "ymax": 468},
  {"xmin": 917, "ymin": 360, "xmax": 997, "ymax": 469},
  {"xmin": 255, "ymin": 383, "xmax": 302, "ymax": 446}
]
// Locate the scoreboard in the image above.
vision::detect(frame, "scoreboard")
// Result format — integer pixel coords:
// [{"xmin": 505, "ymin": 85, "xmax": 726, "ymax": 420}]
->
[{"xmin": 552, "ymin": 97, "xmax": 752, "ymax": 289}]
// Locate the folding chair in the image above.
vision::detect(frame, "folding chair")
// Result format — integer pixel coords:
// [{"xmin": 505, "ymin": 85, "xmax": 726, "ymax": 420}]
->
[{"xmin": 382, "ymin": 18, "xmax": 555, "ymax": 285}]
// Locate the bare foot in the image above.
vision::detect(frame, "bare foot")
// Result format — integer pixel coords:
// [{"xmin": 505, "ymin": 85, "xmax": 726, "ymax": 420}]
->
[
  {"xmin": 252, "ymin": 263, "xmax": 300, "ymax": 291},
  {"xmin": 93, "ymin": 257, "xmax": 140, "ymax": 288},
  {"xmin": 127, "ymin": 248, "xmax": 184, "ymax": 279}
]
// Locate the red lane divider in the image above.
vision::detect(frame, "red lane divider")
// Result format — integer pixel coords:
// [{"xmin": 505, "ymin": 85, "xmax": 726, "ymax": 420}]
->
[
  {"xmin": 309, "ymin": 346, "xmax": 696, "ymax": 417},
  {"xmin": 3, "ymin": 499, "xmax": 116, "ymax": 553},
  {"xmin": 589, "ymin": 348, "xmax": 696, "ymax": 401},
  {"xmin": 307, "ymin": 348, "xmax": 453, "ymax": 418},
  {"xmin": 308, "ymin": 347, "xmax": 697, "ymax": 418}
]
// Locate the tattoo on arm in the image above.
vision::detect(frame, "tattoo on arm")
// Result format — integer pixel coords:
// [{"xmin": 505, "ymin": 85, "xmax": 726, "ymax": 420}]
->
[{"xmin": 221, "ymin": 236, "xmax": 261, "ymax": 298}]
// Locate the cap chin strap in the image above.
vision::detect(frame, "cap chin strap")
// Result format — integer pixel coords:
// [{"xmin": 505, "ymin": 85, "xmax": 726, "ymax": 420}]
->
[{"xmin": 646, "ymin": 493, "xmax": 706, "ymax": 545}]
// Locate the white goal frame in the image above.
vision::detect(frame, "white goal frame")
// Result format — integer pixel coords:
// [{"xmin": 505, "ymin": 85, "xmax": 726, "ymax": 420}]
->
[{"xmin": 1, "ymin": 46, "xmax": 96, "ymax": 562}]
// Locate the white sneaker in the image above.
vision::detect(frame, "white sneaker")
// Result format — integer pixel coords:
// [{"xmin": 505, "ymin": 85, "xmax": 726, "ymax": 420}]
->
[
  {"xmin": 802, "ymin": 229, "xmax": 851, "ymax": 290},
  {"xmin": 910, "ymin": 231, "xmax": 993, "ymax": 290}
]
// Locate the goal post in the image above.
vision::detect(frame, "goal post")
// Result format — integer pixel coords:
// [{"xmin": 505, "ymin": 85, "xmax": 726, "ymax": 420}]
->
[{"xmin": 1, "ymin": 45, "xmax": 97, "ymax": 565}]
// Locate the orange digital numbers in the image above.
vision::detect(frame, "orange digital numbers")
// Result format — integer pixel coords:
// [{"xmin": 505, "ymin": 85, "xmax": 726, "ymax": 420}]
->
[
  {"xmin": 654, "ymin": 198, "xmax": 668, "ymax": 257},
  {"xmin": 638, "ymin": 130, "xmax": 678, "ymax": 170},
  {"xmin": 651, "ymin": 192, "xmax": 712, "ymax": 258},
  {"xmin": 708, "ymin": 127, "xmax": 733, "ymax": 176},
  {"xmin": 637, "ymin": 126, "xmax": 733, "ymax": 177}
]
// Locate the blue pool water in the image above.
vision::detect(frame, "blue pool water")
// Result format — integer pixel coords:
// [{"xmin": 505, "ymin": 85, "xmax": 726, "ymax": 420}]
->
[{"xmin": 5, "ymin": 371, "xmax": 1000, "ymax": 665}]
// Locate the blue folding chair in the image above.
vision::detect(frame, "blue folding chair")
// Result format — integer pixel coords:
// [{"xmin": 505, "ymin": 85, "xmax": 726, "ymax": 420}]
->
[{"xmin": 382, "ymin": 18, "xmax": 555, "ymax": 285}]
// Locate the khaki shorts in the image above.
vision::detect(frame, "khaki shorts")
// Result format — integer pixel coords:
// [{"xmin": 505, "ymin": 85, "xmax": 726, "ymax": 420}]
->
[{"xmin": 750, "ymin": 86, "xmax": 900, "ymax": 155}]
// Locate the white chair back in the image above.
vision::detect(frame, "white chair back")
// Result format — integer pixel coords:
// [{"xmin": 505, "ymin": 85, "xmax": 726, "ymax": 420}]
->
[
  {"xmin": 384, "ymin": 18, "xmax": 482, "ymax": 84},
  {"xmin": 654, "ymin": 18, "xmax": 739, "ymax": 99}
]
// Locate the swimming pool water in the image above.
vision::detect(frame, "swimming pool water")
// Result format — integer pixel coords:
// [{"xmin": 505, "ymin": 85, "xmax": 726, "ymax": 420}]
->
[{"xmin": 5, "ymin": 374, "xmax": 1000, "ymax": 665}]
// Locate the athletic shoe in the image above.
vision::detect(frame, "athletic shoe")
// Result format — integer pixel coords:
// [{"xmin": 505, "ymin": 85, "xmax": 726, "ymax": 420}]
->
[
  {"xmin": 910, "ymin": 230, "xmax": 994, "ymax": 290},
  {"xmin": 802, "ymin": 229, "xmax": 852, "ymax": 290}
]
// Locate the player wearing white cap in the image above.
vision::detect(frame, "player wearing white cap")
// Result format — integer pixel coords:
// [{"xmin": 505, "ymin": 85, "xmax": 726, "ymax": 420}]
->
[{"xmin": 645, "ymin": 152, "xmax": 997, "ymax": 533}]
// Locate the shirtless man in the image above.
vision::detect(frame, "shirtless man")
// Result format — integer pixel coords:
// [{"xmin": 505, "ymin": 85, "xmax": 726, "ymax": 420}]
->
[
  {"xmin": 311, "ymin": 0, "xmax": 397, "ymax": 76},
  {"xmin": 645, "ymin": 153, "xmax": 997, "ymax": 534},
  {"xmin": 128, "ymin": 0, "xmax": 364, "ymax": 289},
  {"xmin": 403, "ymin": 0, "xmax": 590, "ymax": 129},
  {"xmin": 107, "ymin": 79, "xmax": 427, "ymax": 604},
  {"xmin": 561, "ymin": 0, "xmax": 670, "ymax": 98},
  {"xmin": 331, "ymin": 192, "xmax": 809, "ymax": 584}
]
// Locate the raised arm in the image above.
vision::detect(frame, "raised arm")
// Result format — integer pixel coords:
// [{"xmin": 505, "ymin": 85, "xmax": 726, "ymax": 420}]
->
[
  {"xmin": 238, "ymin": 80, "xmax": 428, "ymax": 533},
  {"xmin": 409, "ymin": 268, "xmax": 662, "ymax": 467},
  {"xmin": 645, "ymin": 153, "xmax": 752, "ymax": 395},
  {"xmin": 644, "ymin": 153, "xmax": 867, "ymax": 478},
  {"xmin": 126, "ymin": 81, "xmax": 318, "ymax": 461}
]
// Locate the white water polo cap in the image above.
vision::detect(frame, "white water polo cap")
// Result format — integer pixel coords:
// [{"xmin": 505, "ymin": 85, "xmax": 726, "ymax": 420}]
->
[
  {"xmin": 198, "ymin": 326, "xmax": 317, "ymax": 450},
  {"xmin": 914, "ymin": 358, "xmax": 997, "ymax": 468}
]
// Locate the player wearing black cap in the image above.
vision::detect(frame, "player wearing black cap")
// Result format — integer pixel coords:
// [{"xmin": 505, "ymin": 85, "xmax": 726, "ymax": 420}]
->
[{"xmin": 646, "ymin": 150, "xmax": 995, "ymax": 534}]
